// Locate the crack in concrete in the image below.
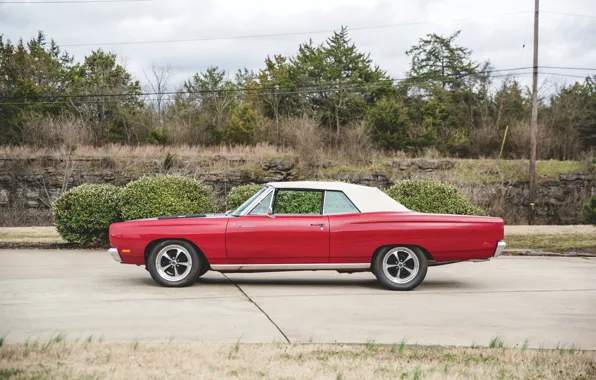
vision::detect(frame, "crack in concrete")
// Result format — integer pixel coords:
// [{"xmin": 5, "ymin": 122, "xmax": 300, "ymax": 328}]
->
[{"xmin": 222, "ymin": 273, "xmax": 291, "ymax": 344}]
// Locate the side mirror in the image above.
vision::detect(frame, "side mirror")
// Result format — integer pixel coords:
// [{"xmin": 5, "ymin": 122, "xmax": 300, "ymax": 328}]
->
[
  {"xmin": 267, "ymin": 206, "xmax": 275, "ymax": 218},
  {"xmin": 225, "ymin": 210, "xmax": 231, "ymax": 215}
]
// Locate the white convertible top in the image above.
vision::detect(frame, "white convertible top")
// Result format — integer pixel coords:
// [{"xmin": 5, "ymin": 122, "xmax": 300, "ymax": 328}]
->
[{"xmin": 267, "ymin": 181, "xmax": 410, "ymax": 213}]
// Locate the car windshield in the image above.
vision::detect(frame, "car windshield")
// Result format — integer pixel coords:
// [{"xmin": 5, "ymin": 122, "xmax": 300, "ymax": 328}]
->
[{"xmin": 231, "ymin": 186, "xmax": 269, "ymax": 216}]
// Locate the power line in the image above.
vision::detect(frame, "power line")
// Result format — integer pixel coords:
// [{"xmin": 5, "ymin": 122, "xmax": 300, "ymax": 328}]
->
[
  {"xmin": 0, "ymin": 0, "xmax": 149, "ymax": 3},
  {"xmin": 1, "ymin": 0, "xmax": 149, "ymax": 3},
  {"xmin": 542, "ymin": 11, "xmax": 596, "ymax": 19},
  {"xmin": 0, "ymin": 71, "xmax": 589, "ymax": 106},
  {"xmin": 60, "ymin": 11, "xmax": 531, "ymax": 47},
  {"xmin": 540, "ymin": 66, "xmax": 596, "ymax": 71},
  {"xmin": 539, "ymin": 72, "xmax": 591, "ymax": 79},
  {"xmin": 0, "ymin": 66, "xmax": 537, "ymax": 102},
  {"xmin": 0, "ymin": 84, "xmax": 393, "ymax": 105}
]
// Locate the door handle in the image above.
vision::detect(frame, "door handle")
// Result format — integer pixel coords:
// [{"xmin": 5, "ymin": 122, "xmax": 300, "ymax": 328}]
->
[
  {"xmin": 234, "ymin": 224, "xmax": 255, "ymax": 228},
  {"xmin": 310, "ymin": 223, "xmax": 325, "ymax": 227}
]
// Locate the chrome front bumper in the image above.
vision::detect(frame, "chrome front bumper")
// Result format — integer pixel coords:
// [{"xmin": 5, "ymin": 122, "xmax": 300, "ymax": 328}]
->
[
  {"xmin": 494, "ymin": 240, "xmax": 506, "ymax": 258},
  {"xmin": 108, "ymin": 248, "xmax": 122, "ymax": 263}
]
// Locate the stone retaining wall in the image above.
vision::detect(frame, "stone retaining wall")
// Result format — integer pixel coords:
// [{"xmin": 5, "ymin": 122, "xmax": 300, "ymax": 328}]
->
[{"xmin": 1, "ymin": 156, "xmax": 593, "ymax": 225}]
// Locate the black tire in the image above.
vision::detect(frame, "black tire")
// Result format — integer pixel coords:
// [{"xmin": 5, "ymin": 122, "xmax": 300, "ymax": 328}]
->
[
  {"xmin": 196, "ymin": 264, "xmax": 210, "ymax": 279},
  {"xmin": 372, "ymin": 246, "xmax": 428, "ymax": 291},
  {"xmin": 146, "ymin": 240, "xmax": 202, "ymax": 287}
]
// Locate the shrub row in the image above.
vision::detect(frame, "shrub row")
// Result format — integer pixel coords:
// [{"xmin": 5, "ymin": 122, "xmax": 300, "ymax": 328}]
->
[
  {"xmin": 54, "ymin": 178, "xmax": 486, "ymax": 246},
  {"xmin": 222, "ymin": 180, "xmax": 485, "ymax": 216},
  {"xmin": 54, "ymin": 176, "xmax": 216, "ymax": 245},
  {"xmin": 384, "ymin": 180, "xmax": 485, "ymax": 216},
  {"xmin": 582, "ymin": 196, "xmax": 596, "ymax": 225}
]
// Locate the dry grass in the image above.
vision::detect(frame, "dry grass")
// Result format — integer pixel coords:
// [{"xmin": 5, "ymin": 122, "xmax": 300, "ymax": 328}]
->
[
  {"xmin": 0, "ymin": 207, "xmax": 53, "ymax": 228},
  {"xmin": 0, "ymin": 227, "xmax": 63, "ymax": 243},
  {"xmin": 505, "ymin": 225, "xmax": 596, "ymax": 235},
  {"xmin": 0, "ymin": 341, "xmax": 594, "ymax": 380},
  {"xmin": 1, "ymin": 144, "xmax": 589, "ymax": 186},
  {"xmin": 0, "ymin": 143, "xmax": 294, "ymax": 160},
  {"xmin": 505, "ymin": 233, "xmax": 596, "ymax": 252},
  {"xmin": 448, "ymin": 159, "xmax": 588, "ymax": 185}
]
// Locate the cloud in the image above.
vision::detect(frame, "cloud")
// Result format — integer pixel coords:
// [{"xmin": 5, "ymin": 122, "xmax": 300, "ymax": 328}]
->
[{"xmin": 1, "ymin": 0, "xmax": 594, "ymax": 90}]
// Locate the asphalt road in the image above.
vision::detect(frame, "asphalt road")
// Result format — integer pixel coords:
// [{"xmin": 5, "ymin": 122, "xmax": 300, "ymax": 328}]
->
[{"xmin": 1, "ymin": 249, "xmax": 595, "ymax": 349}]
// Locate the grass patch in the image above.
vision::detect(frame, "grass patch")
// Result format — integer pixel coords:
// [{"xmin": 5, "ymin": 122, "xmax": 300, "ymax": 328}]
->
[
  {"xmin": 489, "ymin": 336, "xmax": 505, "ymax": 348},
  {"xmin": 0, "ymin": 342, "xmax": 594, "ymax": 380},
  {"xmin": 0, "ymin": 369, "xmax": 24, "ymax": 377},
  {"xmin": 452, "ymin": 159, "xmax": 587, "ymax": 185},
  {"xmin": 390, "ymin": 338, "xmax": 407, "ymax": 354},
  {"xmin": 0, "ymin": 227, "xmax": 63, "ymax": 244},
  {"xmin": 505, "ymin": 233, "xmax": 596, "ymax": 251}
]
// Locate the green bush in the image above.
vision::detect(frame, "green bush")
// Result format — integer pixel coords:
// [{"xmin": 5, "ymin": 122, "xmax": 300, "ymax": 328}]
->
[
  {"xmin": 226, "ymin": 183, "xmax": 264, "ymax": 211},
  {"xmin": 53, "ymin": 184, "xmax": 123, "ymax": 245},
  {"xmin": 365, "ymin": 97, "xmax": 412, "ymax": 151},
  {"xmin": 275, "ymin": 190, "xmax": 322, "ymax": 214},
  {"xmin": 385, "ymin": 179, "xmax": 484, "ymax": 215},
  {"xmin": 121, "ymin": 176, "xmax": 216, "ymax": 220},
  {"xmin": 225, "ymin": 102, "xmax": 259, "ymax": 145},
  {"xmin": 582, "ymin": 196, "xmax": 596, "ymax": 225}
]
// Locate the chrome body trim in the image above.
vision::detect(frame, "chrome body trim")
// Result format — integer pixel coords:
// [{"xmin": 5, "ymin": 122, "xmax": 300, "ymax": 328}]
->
[
  {"xmin": 108, "ymin": 248, "xmax": 122, "ymax": 263},
  {"xmin": 211, "ymin": 263, "xmax": 370, "ymax": 271},
  {"xmin": 242, "ymin": 186, "xmax": 275, "ymax": 216},
  {"xmin": 494, "ymin": 240, "xmax": 506, "ymax": 258}
]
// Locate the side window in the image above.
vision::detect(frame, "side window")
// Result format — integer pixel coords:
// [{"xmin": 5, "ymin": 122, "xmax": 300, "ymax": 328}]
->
[
  {"xmin": 274, "ymin": 190, "xmax": 323, "ymax": 215},
  {"xmin": 324, "ymin": 191, "xmax": 359, "ymax": 215},
  {"xmin": 248, "ymin": 192, "xmax": 273, "ymax": 215}
]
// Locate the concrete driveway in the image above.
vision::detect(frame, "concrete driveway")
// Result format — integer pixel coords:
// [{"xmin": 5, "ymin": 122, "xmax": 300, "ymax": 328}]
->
[{"xmin": 1, "ymin": 249, "xmax": 595, "ymax": 349}]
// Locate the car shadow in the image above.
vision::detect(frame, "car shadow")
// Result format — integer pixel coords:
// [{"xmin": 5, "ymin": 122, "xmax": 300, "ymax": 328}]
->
[
  {"xmin": 197, "ymin": 276, "xmax": 472, "ymax": 291},
  {"xmin": 198, "ymin": 276, "xmax": 383, "ymax": 289}
]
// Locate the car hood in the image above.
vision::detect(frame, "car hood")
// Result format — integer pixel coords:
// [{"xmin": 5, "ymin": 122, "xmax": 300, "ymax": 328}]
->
[{"xmin": 126, "ymin": 213, "xmax": 232, "ymax": 222}]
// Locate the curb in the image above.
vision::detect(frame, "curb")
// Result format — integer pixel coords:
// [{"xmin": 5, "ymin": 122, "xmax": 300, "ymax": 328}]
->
[
  {"xmin": 502, "ymin": 249, "xmax": 596, "ymax": 257},
  {"xmin": 0, "ymin": 242, "xmax": 103, "ymax": 250}
]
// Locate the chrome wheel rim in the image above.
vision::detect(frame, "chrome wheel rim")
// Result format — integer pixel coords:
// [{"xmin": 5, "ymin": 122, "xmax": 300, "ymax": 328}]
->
[
  {"xmin": 382, "ymin": 247, "xmax": 420, "ymax": 284},
  {"xmin": 156, "ymin": 245, "xmax": 193, "ymax": 282}
]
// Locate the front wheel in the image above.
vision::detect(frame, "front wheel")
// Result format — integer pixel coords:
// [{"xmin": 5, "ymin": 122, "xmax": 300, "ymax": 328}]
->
[
  {"xmin": 147, "ymin": 240, "xmax": 201, "ymax": 287},
  {"xmin": 372, "ymin": 246, "xmax": 428, "ymax": 291}
]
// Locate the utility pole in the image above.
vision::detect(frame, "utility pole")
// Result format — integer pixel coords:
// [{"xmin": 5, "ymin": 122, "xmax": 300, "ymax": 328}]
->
[{"xmin": 529, "ymin": 0, "xmax": 539, "ymax": 225}]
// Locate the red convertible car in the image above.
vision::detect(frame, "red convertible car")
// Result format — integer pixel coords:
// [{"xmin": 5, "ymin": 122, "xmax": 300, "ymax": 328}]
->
[{"xmin": 108, "ymin": 181, "xmax": 505, "ymax": 290}]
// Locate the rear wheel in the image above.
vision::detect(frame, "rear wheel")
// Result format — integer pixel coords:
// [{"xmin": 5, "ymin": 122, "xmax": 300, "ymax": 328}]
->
[
  {"xmin": 372, "ymin": 246, "xmax": 428, "ymax": 291},
  {"xmin": 196, "ymin": 264, "xmax": 209, "ymax": 279},
  {"xmin": 147, "ymin": 240, "xmax": 201, "ymax": 287}
]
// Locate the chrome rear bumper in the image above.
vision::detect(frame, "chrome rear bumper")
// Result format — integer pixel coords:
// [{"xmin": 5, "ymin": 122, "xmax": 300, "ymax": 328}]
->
[
  {"xmin": 108, "ymin": 248, "xmax": 122, "ymax": 263},
  {"xmin": 494, "ymin": 240, "xmax": 506, "ymax": 258}
]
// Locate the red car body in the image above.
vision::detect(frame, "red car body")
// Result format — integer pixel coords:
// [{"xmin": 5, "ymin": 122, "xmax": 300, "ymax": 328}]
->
[
  {"xmin": 108, "ymin": 181, "xmax": 505, "ymax": 290},
  {"xmin": 109, "ymin": 212, "xmax": 504, "ymax": 266}
]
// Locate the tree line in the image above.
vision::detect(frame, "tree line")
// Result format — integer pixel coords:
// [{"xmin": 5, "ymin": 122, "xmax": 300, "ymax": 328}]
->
[{"xmin": 1, "ymin": 28, "xmax": 594, "ymax": 159}]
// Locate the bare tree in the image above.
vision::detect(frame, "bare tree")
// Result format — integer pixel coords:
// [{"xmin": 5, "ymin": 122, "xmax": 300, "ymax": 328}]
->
[{"xmin": 144, "ymin": 64, "xmax": 172, "ymax": 130}]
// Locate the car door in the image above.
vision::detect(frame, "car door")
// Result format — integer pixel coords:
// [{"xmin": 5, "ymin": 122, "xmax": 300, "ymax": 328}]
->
[{"xmin": 225, "ymin": 189, "xmax": 329, "ymax": 264}]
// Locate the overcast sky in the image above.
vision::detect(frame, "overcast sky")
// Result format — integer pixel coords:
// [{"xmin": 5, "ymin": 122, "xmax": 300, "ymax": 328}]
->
[{"xmin": 1, "ymin": 0, "xmax": 595, "ymax": 92}]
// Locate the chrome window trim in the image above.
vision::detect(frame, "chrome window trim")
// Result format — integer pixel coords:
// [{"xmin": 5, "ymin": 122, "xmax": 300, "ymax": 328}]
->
[
  {"xmin": 322, "ymin": 190, "xmax": 361, "ymax": 215},
  {"xmin": 271, "ymin": 188, "xmax": 325, "ymax": 216},
  {"xmin": 242, "ymin": 186, "xmax": 275, "ymax": 216}
]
